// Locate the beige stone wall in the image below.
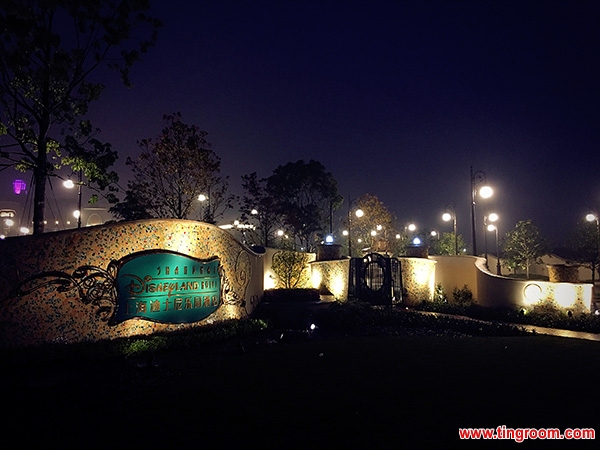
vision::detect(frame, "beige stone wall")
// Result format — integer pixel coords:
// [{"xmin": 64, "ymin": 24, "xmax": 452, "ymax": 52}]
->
[
  {"xmin": 431, "ymin": 255, "xmax": 593, "ymax": 310},
  {"xmin": 0, "ymin": 220, "xmax": 264, "ymax": 348},
  {"xmin": 309, "ymin": 256, "xmax": 436, "ymax": 305}
]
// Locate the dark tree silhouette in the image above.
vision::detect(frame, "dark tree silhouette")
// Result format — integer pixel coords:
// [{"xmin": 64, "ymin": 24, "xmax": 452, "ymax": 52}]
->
[{"xmin": 0, "ymin": 0, "xmax": 160, "ymax": 233}]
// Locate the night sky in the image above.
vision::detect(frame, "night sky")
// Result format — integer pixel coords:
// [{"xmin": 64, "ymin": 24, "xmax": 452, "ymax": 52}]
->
[{"xmin": 2, "ymin": 0, "xmax": 599, "ymax": 248}]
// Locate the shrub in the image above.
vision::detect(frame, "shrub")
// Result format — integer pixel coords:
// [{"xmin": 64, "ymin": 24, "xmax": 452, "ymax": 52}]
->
[
  {"xmin": 434, "ymin": 283, "xmax": 448, "ymax": 303},
  {"xmin": 262, "ymin": 288, "xmax": 320, "ymax": 303},
  {"xmin": 452, "ymin": 284, "xmax": 474, "ymax": 306}
]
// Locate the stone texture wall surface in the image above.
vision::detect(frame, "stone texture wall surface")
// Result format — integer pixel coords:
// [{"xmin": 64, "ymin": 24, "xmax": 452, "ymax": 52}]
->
[{"xmin": 0, "ymin": 220, "xmax": 263, "ymax": 348}]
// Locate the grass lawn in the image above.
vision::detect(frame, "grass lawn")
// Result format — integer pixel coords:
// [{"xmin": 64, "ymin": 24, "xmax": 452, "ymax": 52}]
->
[{"xmin": 3, "ymin": 329, "xmax": 599, "ymax": 447}]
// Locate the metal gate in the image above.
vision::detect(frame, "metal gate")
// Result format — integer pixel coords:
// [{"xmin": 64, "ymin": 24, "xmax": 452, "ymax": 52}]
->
[{"xmin": 349, "ymin": 253, "xmax": 403, "ymax": 305}]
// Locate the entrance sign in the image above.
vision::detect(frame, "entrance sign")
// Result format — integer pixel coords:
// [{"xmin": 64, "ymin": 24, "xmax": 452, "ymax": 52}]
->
[{"xmin": 114, "ymin": 251, "xmax": 221, "ymax": 324}]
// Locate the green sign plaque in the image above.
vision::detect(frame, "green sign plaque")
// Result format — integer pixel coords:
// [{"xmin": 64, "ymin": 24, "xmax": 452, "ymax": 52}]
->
[{"xmin": 114, "ymin": 251, "xmax": 221, "ymax": 324}]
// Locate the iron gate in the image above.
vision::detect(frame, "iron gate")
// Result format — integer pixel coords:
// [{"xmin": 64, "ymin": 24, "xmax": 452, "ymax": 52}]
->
[{"xmin": 349, "ymin": 253, "xmax": 403, "ymax": 305}]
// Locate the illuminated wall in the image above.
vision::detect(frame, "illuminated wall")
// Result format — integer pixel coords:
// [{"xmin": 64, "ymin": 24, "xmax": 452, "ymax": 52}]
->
[
  {"xmin": 310, "ymin": 259, "xmax": 350, "ymax": 299},
  {"xmin": 309, "ymin": 257, "xmax": 436, "ymax": 304},
  {"xmin": 432, "ymin": 255, "xmax": 593, "ymax": 311},
  {"xmin": 400, "ymin": 257, "xmax": 437, "ymax": 306},
  {"xmin": 262, "ymin": 247, "xmax": 316, "ymax": 290},
  {"xmin": 0, "ymin": 220, "xmax": 264, "ymax": 348}
]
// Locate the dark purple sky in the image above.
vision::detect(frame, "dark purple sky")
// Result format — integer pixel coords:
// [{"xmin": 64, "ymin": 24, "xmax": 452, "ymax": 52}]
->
[{"xmin": 2, "ymin": 0, "xmax": 599, "ymax": 247}]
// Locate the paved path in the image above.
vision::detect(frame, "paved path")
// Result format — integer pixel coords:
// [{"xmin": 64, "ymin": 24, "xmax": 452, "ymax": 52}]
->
[
  {"xmin": 417, "ymin": 310, "xmax": 600, "ymax": 342},
  {"xmin": 522, "ymin": 324, "xmax": 600, "ymax": 341}
]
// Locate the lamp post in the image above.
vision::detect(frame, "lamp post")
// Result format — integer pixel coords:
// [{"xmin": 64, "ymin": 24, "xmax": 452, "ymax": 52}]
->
[
  {"xmin": 586, "ymin": 213, "xmax": 599, "ymax": 284},
  {"xmin": 64, "ymin": 169, "xmax": 83, "ymax": 228},
  {"xmin": 483, "ymin": 212, "xmax": 498, "ymax": 267},
  {"xmin": 487, "ymin": 223, "xmax": 502, "ymax": 275},
  {"xmin": 346, "ymin": 205, "xmax": 364, "ymax": 257},
  {"xmin": 198, "ymin": 194, "xmax": 207, "ymax": 221},
  {"xmin": 470, "ymin": 166, "xmax": 493, "ymax": 256},
  {"xmin": 442, "ymin": 206, "xmax": 458, "ymax": 255},
  {"xmin": 484, "ymin": 212, "xmax": 498, "ymax": 271}
]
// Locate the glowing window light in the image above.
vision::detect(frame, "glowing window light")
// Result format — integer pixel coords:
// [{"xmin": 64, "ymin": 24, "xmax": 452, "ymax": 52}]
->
[{"xmin": 13, "ymin": 180, "xmax": 26, "ymax": 195}]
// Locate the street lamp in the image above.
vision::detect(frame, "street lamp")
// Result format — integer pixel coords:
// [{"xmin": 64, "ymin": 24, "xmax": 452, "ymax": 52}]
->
[
  {"xmin": 63, "ymin": 169, "xmax": 83, "ymax": 228},
  {"xmin": 586, "ymin": 213, "xmax": 599, "ymax": 284},
  {"xmin": 198, "ymin": 194, "xmax": 208, "ymax": 221},
  {"xmin": 484, "ymin": 212, "xmax": 499, "ymax": 271},
  {"xmin": 487, "ymin": 222, "xmax": 502, "ymax": 275},
  {"xmin": 347, "ymin": 207, "xmax": 364, "ymax": 257},
  {"xmin": 470, "ymin": 166, "xmax": 493, "ymax": 256},
  {"xmin": 442, "ymin": 206, "xmax": 458, "ymax": 255}
]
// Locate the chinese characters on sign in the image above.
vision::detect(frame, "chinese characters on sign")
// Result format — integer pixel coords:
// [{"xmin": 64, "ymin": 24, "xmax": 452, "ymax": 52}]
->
[{"xmin": 114, "ymin": 251, "xmax": 221, "ymax": 323}]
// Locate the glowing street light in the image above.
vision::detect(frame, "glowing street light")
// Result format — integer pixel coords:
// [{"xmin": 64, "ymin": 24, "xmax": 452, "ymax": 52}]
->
[
  {"xmin": 487, "ymin": 223, "xmax": 502, "ymax": 275},
  {"xmin": 347, "ymin": 207, "xmax": 364, "ymax": 257},
  {"xmin": 586, "ymin": 213, "xmax": 599, "ymax": 284},
  {"xmin": 198, "ymin": 194, "xmax": 208, "ymax": 222},
  {"xmin": 442, "ymin": 206, "xmax": 458, "ymax": 255},
  {"xmin": 485, "ymin": 213, "xmax": 500, "ymax": 274},
  {"xmin": 470, "ymin": 166, "xmax": 493, "ymax": 256},
  {"xmin": 63, "ymin": 169, "xmax": 83, "ymax": 228}
]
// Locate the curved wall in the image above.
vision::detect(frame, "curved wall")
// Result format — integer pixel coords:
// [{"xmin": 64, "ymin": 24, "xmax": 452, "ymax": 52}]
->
[
  {"xmin": 430, "ymin": 255, "xmax": 481, "ymax": 300},
  {"xmin": 431, "ymin": 255, "xmax": 592, "ymax": 310},
  {"xmin": 0, "ymin": 220, "xmax": 264, "ymax": 347}
]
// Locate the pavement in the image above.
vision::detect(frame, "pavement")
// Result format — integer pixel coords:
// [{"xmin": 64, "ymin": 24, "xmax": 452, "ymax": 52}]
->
[
  {"xmin": 521, "ymin": 324, "xmax": 600, "ymax": 341},
  {"xmin": 415, "ymin": 309, "xmax": 600, "ymax": 342}
]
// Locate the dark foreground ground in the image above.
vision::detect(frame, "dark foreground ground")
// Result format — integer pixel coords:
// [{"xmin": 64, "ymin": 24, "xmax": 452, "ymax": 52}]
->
[{"xmin": 2, "ymin": 306, "xmax": 599, "ymax": 448}]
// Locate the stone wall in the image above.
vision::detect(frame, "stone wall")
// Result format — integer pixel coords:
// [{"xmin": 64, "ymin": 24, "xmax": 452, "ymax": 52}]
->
[
  {"xmin": 432, "ymin": 255, "xmax": 593, "ymax": 311},
  {"xmin": 309, "ymin": 256, "xmax": 436, "ymax": 305},
  {"xmin": 0, "ymin": 220, "xmax": 264, "ymax": 348}
]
